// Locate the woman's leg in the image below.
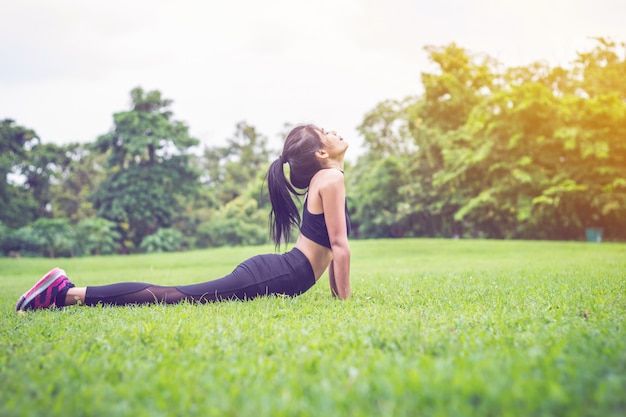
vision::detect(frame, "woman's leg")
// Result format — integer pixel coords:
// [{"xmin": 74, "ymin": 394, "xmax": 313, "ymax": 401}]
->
[
  {"xmin": 65, "ymin": 283, "xmax": 192, "ymax": 307},
  {"xmin": 65, "ymin": 287, "xmax": 86, "ymax": 305},
  {"xmin": 75, "ymin": 250, "xmax": 315, "ymax": 307},
  {"xmin": 74, "ymin": 262, "xmax": 288, "ymax": 307},
  {"xmin": 16, "ymin": 268, "xmax": 209, "ymax": 310},
  {"xmin": 17, "ymin": 249, "xmax": 315, "ymax": 311}
]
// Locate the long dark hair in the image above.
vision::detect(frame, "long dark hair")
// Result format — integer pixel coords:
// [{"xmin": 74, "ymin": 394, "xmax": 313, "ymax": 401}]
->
[{"xmin": 267, "ymin": 124, "xmax": 323, "ymax": 247}]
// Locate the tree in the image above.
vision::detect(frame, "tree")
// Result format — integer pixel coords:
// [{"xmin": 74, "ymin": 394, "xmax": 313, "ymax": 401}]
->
[
  {"xmin": 0, "ymin": 120, "xmax": 74, "ymax": 228},
  {"xmin": 357, "ymin": 98, "xmax": 417, "ymax": 157},
  {"xmin": 420, "ymin": 43, "xmax": 496, "ymax": 132},
  {"xmin": 424, "ymin": 39, "xmax": 626, "ymax": 239},
  {"xmin": 23, "ymin": 142, "xmax": 72, "ymax": 218},
  {"xmin": 51, "ymin": 143, "xmax": 107, "ymax": 223},
  {"xmin": 0, "ymin": 119, "xmax": 39, "ymax": 228},
  {"xmin": 202, "ymin": 121, "xmax": 271, "ymax": 204},
  {"xmin": 91, "ymin": 87, "xmax": 200, "ymax": 250},
  {"xmin": 436, "ymin": 77, "xmax": 563, "ymax": 238},
  {"xmin": 354, "ymin": 44, "xmax": 494, "ymax": 239},
  {"xmin": 556, "ymin": 38, "xmax": 626, "ymax": 239},
  {"xmin": 349, "ymin": 156, "xmax": 408, "ymax": 238},
  {"xmin": 355, "ymin": 39, "xmax": 626, "ymax": 240}
]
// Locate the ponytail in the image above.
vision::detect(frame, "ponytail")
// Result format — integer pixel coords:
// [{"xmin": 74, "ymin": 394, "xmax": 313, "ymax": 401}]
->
[
  {"xmin": 266, "ymin": 125, "xmax": 323, "ymax": 248},
  {"xmin": 267, "ymin": 157, "xmax": 301, "ymax": 247}
]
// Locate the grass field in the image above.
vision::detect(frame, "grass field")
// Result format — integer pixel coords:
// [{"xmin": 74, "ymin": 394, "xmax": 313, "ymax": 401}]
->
[{"xmin": 1, "ymin": 239, "xmax": 625, "ymax": 417}]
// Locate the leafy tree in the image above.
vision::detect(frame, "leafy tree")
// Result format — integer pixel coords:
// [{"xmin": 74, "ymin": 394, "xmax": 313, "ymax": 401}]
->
[
  {"xmin": 358, "ymin": 98, "xmax": 417, "ymax": 157},
  {"xmin": 51, "ymin": 144, "xmax": 107, "ymax": 223},
  {"xmin": 91, "ymin": 87, "xmax": 199, "ymax": 250},
  {"xmin": 355, "ymin": 39, "xmax": 626, "ymax": 240},
  {"xmin": 354, "ymin": 45, "xmax": 490, "ymax": 239},
  {"xmin": 552, "ymin": 38, "xmax": 626, "ymax": 239},
  {"xmin": 202, "ymin": 121, "xmax": 271, "ymax": 204},
  {"xmin": 420, "ymin": 43, "xmax": 496, "ymax": 132},
  {"xmin": 436, "ymin": 77, "xmax": 562, "ymax": 238},
  {"xmin": 0, "ymin": 119, "xmax": 39, "ymax": 228},
  {"xmin": 349, "ymin": 156, "xmax": 408, "ymax": 238},
  {"xmin": 435, "ymin": 39, "xmax": 626, "ymax": 239},
  {"xmin": 23, "ymin": 142, "xmax": 72, "ymax": 218}
]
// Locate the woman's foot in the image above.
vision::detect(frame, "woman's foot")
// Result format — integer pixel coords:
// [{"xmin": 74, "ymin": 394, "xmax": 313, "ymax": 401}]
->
[{"xmin": 15, "ymin": 267, "xmax": 75, "ymax": 311}]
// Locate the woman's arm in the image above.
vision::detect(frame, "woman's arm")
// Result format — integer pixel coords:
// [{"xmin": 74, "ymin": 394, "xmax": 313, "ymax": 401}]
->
[
  {"xmin": 328, "ymin": 260, "xmax": 339, "ymax": 297},
  {"xmin": 328, "ymin": 243, "xmax": 350, "ymax": 299},
  {"xmin": 320, "ymin": 170, "xmax": 351, "ymax": 300}
]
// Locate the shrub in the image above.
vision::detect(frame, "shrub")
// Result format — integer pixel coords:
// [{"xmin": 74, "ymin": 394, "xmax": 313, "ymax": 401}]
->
[{"xmin": 139, "ymin": 228, "xmax": 185, "ymax": 253}]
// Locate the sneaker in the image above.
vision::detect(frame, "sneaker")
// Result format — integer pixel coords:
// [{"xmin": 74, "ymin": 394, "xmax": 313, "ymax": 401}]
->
[{"xmin": 15, "ymin": 267, "xmax": 75, "ymax": 311}]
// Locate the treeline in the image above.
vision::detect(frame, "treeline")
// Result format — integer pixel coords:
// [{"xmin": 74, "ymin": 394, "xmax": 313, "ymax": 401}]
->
[
  {"xmin": 1, "ymin": 87, "xmax": 273, "ymax": 257},
  {"xmin": 1, "ymin": 39, "xmax": 624, "ymax": 257},
  {"xmin": 350, "ymin": 38, "xmax": 625, "ymax": 241}
]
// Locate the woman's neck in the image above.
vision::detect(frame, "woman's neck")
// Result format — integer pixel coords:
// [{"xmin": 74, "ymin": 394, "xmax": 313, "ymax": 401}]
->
[{"xmin": 321, "ymin": 159, "xmax": 344, "ymax": 172}]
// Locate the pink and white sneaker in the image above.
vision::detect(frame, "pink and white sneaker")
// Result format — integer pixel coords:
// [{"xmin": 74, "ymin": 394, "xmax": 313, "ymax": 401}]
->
[{"xmin": 15, "ymin": 267, "xmax": 75, "ymax": 311}]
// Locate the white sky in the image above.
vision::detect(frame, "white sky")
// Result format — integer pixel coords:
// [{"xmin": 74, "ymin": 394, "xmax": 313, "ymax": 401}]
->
[{"xmin": 1, "ymin": 0, "xmax": 624, "ymax": 156}]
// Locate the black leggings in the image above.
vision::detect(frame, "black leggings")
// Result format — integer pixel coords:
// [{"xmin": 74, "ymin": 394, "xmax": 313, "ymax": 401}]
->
[{"xmin": 83, "ymin": 248, "xmax": 316, "ymax": 306}]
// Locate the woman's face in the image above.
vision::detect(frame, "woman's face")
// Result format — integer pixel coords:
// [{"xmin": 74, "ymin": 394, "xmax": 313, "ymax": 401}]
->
[{"xmin": 319, "ymin": 127, "xmax": 349, "ymax": 156}]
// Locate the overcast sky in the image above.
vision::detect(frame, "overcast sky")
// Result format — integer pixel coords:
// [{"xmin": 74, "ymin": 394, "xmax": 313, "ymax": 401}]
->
[{"xmin": 1, "ymin": 0, "xmax": 624, "ymax": 156}]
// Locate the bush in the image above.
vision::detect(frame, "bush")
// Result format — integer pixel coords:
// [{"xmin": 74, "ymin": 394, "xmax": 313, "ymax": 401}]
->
[
  {"xmin": 1, "ymin": 226, "xmax": 43, "ymax": 257},
  {"xmin": 139, "ymin": 228, "xmax": 185, "ymax": 253},
  {"xmin": 75, "ymin": 217, "xmax": 122, "ymax": 256},
  {"xmin": 30, "ymin": 218, "xmax": 75, "ymax": 258},
  {"xmin": 195, "ymin": 197, "xmax": 268, "ymax": 248}
]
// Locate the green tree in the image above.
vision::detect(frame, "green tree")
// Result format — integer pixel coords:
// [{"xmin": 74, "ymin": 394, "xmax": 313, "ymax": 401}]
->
[
  {"xmin": 426, "ymin": 39, "xmax": 626, "ymax": 239},
  {"xmin": 202, "ymin": 121, "xmax": 271, "ymax": 204},
  {"xmin": 356, "ymin": 39, "xmax": 626, "ymax": 240},
  {"xmin": 0, "ymin": 119, "xmax": 39, "ymax": 228},
  {"xmin": 350, "ymin": 156, "xmax": 408, "ymax": 238},
  {"xmin": 358, "ymin": 98, "xmax": 417, "ymax": 157},
  {"xmin": 91, "ymin": 87, "xmax": 200, "ymax": 250},
  {"xmin": 23, "ymin": 142, "xmax": 72, "ymax": 218},
  {"xmin": 51, "ymin": 144, "xmax": 107, "ymax": 223},
  {"xmin": 437, "ymin": 77, "xmax": 562, "ymax": 238},
  {"xmin": 354, "ymin": 44, "xmax": 492, "ymax": 239},
  {"xmin": 420, "ymin": 43, "xmax": 496, "ymax": 132}
]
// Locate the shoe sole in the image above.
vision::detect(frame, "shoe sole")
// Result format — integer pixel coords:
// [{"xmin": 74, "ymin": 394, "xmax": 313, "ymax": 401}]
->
[{"xmin": 15, "ymin": 267, "xmax": 66, "ymax": 311}]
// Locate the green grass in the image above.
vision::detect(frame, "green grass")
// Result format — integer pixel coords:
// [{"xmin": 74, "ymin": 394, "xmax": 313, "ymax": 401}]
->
[{"xmin": 1, "ymin": 239, "xmax": 625, "ymax": 417}]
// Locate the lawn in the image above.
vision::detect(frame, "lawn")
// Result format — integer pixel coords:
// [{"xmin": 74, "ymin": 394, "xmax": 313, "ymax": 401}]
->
[{"xmin": 1, "ymin": 239, "xmax": 625, "ymax": 417}]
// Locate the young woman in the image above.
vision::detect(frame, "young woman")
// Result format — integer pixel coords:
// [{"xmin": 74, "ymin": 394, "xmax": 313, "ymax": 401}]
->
[{"xmin": 15, "ymin": 124, "xmax": 351, "ymax": 311}]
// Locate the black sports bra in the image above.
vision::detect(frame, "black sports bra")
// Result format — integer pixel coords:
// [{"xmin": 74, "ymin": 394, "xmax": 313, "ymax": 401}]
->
[{"xmin": 300, "ymin": 196, "xmax": 351, "ymax": 249}]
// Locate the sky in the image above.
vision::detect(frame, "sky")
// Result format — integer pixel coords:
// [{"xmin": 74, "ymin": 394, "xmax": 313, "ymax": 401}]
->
[{"xmin": 1, "ymin": 0, "xmax": 625, "ymax": 156}]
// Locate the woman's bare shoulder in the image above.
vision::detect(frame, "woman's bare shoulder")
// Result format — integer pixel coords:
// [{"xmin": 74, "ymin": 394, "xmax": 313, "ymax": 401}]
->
[
  {"xmin": 312, "ymin": 168, "xmax": 344, "ymax": 187},
  {"xmin": 308, "ymin": 169, "xmax": 345, "ymax": 210}
]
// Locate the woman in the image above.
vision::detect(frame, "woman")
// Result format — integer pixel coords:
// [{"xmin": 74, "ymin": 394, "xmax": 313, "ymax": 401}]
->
[{"xmin": 15, "ymin": 124, "xmax": 351, "ymax": 311}]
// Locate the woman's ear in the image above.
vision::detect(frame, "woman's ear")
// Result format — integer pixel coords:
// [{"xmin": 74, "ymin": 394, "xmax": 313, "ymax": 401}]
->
[{"xmin": 315, "ymin": 149, "xmax": 329, "ymax": 160}]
